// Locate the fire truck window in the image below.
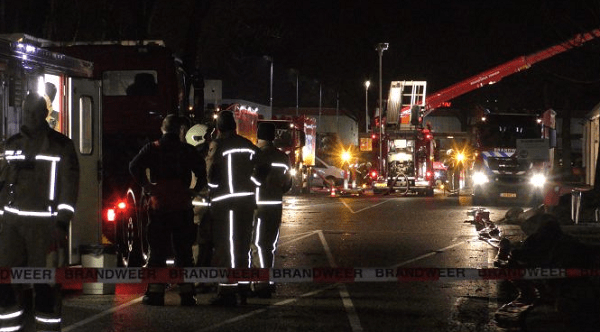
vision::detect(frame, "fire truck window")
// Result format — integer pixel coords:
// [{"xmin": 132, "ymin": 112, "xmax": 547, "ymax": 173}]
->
[
  {"xmin": 274, "ymin": 129, "xmax": 293, "ymax": 148},
  {"xmin": 79, "ymin": 96, "xmax": 93, "ymax": 155},
  {"xmin": 102, "ymin": 70, "xmax": 158, "ymax": 96}
]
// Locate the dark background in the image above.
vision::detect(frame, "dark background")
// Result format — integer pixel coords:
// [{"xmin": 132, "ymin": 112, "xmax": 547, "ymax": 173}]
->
[{"xmin": 2, "ymin": 0, "xmax": 600, "ymax": 119}]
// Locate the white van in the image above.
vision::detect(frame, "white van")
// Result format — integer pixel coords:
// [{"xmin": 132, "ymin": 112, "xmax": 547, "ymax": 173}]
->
[{"xmin": 312, "ymin": 156, "xmax": 345, "ymax": 187}]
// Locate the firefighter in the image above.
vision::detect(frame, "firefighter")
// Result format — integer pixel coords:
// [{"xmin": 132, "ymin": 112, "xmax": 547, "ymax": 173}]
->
[
  {"xmin": 186, "ymin": 124, "xmax": 215, "ymax": 293},
  {"xmin": 129, "ymin": 114, "xmax": 206, "ymax": 306},
  {"xmin": 0, "ymin": 93, "xmax": 79, "ymax": 332},
  {"xmin": 206, "ymin": 110, "xmax": 259, "ymax": 306},
  {"xmin": 249, "ymin": 123, "xmax": 292, "ymax": 298}
]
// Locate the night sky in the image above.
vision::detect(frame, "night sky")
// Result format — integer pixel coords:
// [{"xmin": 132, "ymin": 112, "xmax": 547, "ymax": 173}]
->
[{"xmin": 2, "ymin": 0, "xmax": 600, "ymax": 117}]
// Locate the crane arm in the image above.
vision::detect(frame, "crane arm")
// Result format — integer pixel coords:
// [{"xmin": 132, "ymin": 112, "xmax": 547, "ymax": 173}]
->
[{"xmin": 422, "ymin": 29, "xmax": 600, "ymax": 117}]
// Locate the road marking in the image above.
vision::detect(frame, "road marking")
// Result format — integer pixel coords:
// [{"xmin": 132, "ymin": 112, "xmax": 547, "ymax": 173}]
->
[
  {"xmin": 318, "ymin": 230, "xmax": 363, "ymax": 332},
  {"xmin": 62, "ymin": 233, "xmax": 473, "ymax": 331},
  {"xmin": 390, "ymin": 239, "xmax": 472, "ymax": 268},
  {"xmin": 63, "ymin": 296, "xmax": 143, "ymax": 332},
  {"xmin": 340, "ymin": 198, "xmax": 390, "ymax": 214}
]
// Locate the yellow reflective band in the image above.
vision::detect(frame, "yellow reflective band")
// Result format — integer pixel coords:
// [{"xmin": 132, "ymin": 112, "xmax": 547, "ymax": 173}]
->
[
  {"xmin": 255, "ymin": 218, "xmax": 264, "ymax": 268},
  {"xmin": 211, "ymin": 192, "xmax": 253, "ymax": 202},
  {"xmin": 57, "ymin": 204, "xmax": 75, "ymax": 212},
  {"xmin": 222, "ymin": 148, "xmax": 256, "ymax": 156},
  {"xmin": 35, "ymin": 316, "xmax": 61, "ymax": 324},
  {"xmin": 229, "ymin": 210, "xmax": 235, "ymax": 268},
  {"xmin": 0, "ymin": 310, "xmax": 23, "ymax": 320},
  {"xmin": 4, "ymin": 206, "xmax": 57, "ymax": 217}
]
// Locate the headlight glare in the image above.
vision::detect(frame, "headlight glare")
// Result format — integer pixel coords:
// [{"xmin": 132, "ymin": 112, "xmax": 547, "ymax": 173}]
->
[
  {"xmin": 530, "ymin": 173, "xmax": 546, "ymax": 187},
  {"xmin": 472, "ymin": 172, "xmax": 489, "ymax": 185}
]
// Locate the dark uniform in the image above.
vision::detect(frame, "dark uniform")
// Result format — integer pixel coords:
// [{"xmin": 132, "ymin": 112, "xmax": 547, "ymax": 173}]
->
[
  {"xmin": 250, "ymin": 123, "xmax": 292, "ymax": 297},
  {"xmin": 0, "ymin": 93, "xmax": 79, "ymax": 332},
  {"xmin": 129, "ymin": 115, "xmax": 206, "ymax": 306},
  {"xmin": 206, "ymin": 111, "xmax": 258, "ymax": 305}
]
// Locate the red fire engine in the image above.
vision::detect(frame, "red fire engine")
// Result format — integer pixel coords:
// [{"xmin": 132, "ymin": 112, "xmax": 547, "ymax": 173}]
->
[
  {"xmin": 45, "ymin": 39, "xmax": 194, "ymax": 266},
  {"xmin": 369, "ymin": 28, "xmax": 600, "ymax": 197},
  {"xmin": 258, "ymin": 115, "xmax": 317, "ymax": 191}
]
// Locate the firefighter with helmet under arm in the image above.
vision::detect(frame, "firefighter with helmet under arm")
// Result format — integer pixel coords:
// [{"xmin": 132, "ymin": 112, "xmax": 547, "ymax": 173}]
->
[
  {"xmin": 0, "ymin": 93, "xmax": 79, "ymax": 332},
  {"xmin": 206, "ymin": 110, "xmax": 259, "ymax": 306}
]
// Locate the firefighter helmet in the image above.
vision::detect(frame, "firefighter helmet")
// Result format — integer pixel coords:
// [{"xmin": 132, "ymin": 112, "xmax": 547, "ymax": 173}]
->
[{"xmin": 186, "ymin": 124, "xmax": 209, "ymax": 146}]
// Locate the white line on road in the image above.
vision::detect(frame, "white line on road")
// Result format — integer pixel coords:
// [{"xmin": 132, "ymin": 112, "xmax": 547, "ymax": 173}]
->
[
  {"xmin": 390, "ymin": 239, "xmax": 472, "ymax": 268},
  {"xmin": 317, "ymin": 230, "xmax": 363, "ymax": 332},
  {"xmin": 63, "ymin": 296, "xmax": 143, "ymax": 332},
  {"xmin": 340, "ymin": 198, "xmax": 390, "ymax": 214},
  {"xmin": 63, "ymin": 232, "xmax": 472, "ymax": 332}
]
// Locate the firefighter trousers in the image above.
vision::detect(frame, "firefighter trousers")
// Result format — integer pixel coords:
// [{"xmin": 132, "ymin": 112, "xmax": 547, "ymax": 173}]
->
[
  {"xmin": 210, "ymin": 196, "xmax": 255, "ymax": 294},
  {"xmin": 250, "ymin": 205, "xmax": 283, "ymax": 269},
  {"xmin": 0, "ymin": 213, "xmax": 66, "ymax": 331},
  {"xmin": 145, "ymin": 208, "xmax": 196, "ymax": 296}
]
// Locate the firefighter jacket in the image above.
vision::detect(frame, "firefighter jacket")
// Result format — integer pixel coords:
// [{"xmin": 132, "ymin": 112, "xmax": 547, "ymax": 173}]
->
[
  {"xmin": 0, "ymin": 125, "xmax": 79, "ymax": 222},
  {"xmin": 129, "ymin": 133, "xmax": 206, "ymax": 210},
  {"xmin": 205, "ymin": 131, "xmax": 259, "ymax": 202},
  {"xmin": 254, "ymin": 143, "xmax": 293, "ymax": 204}
]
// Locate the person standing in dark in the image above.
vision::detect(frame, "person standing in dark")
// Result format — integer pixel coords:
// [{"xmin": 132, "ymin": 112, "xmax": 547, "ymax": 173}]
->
[
  {"xmin": 205, "ymin": 111, "xmax": 259, "ymax": 306},
  {"xmin": 185, "ymin": 124, "xmax": 214, "ymax": 276},
  {"xmin": 129, "ymin": 114, "xmax": 206, "ymax": 306},
  {"xmin": 250, "ymin": 123, "xmax": 292, "ymax": 298},
  {"xmin": 0, "ymin": 93, "xmax": 79, "ymax": 332}
]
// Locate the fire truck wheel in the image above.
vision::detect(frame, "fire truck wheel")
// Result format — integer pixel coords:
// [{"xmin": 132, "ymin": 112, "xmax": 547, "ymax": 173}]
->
[{"xmin": 117, "ymin": 188, "xmax": 148, "ymax": 267}]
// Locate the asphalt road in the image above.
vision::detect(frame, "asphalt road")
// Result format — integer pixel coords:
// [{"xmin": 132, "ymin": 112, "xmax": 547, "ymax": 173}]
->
[{"xmin": 57, "ymin": 190, "xmax": 530, "ymax": 332}]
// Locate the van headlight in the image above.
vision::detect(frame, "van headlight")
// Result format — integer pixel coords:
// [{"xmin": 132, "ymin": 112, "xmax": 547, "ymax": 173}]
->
[
  {"xmin": 530, "ymin": 173, "xmax": 546, "ymax": 187},
  {"xmin": 472, "ymin": 171, "xmax": 489, "ymax": 185}
]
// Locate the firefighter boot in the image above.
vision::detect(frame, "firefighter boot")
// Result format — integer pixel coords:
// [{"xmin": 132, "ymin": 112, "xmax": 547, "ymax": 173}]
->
[
  {"xmin": 210, "ymin": 284, "xmax": 238, "ymax": 306},
  {"xmin": 142, "ymin": 284, "xmax": 165, "ymax": 306},
  {"xmin": 179, "ymin": 283, "xmax": 197, "ymax": 306}
]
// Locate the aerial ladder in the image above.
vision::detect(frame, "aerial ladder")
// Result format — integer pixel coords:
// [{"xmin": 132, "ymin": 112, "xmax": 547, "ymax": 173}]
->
[{"xmin": 374, "ymin": 28, "xmax": 600, "ymax": 194}]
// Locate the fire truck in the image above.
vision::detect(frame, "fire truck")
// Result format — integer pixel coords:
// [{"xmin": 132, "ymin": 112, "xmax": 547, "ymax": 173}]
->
[
  {"xmin": 369, "ymin": 81, "xmax": 435, "ymax": 196},
  {"xmin": 222, "ymin": 103, "xmax": 259, "ymax": 143},
  {"xmin": 41, "ymin": 38, "xmax": 194, "ymax": 267},
  {"xmin": 258, "ymin": 115, "xmax": 317, "ymax": 191},
  {"xmin": 371, "ymin": 28, "xmax": 600, "ymax": 198}
]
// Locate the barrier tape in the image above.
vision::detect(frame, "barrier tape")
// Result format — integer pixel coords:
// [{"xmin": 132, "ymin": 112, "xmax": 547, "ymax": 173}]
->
[{"xmin": 1, "ymin": 267, "xmax": 600, "ymax": 284}]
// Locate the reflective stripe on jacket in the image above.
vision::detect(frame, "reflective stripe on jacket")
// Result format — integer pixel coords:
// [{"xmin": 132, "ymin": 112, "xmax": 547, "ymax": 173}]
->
[
  {"xmin": 206, "ymin": 131, "xmax": 259, "ymax": 202},
  {"xmin": 0, "ymin": 127, "xmax": 79, "ymax": 217}
]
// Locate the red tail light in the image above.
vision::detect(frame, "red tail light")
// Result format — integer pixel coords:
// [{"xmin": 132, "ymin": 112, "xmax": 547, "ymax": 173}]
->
[
  {"xmin": 106, "ymin": 201, "xmax": 127, "ymax": 222},
  {"xmin": 370, "ymin": 170, "xmax": 378, "ymax": 179},
  {"xmin": 106, "ymin": 209, "xmax": 117, "ymax": 222}
]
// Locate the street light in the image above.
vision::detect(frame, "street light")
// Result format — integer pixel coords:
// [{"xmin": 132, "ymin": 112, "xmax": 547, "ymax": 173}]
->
[
  {"xmin": 364, "ymin": 80, "xmax": 370, "ymax": 132},
  {"xmin": 376, "ymin": 42, "xmax": 388, "ymax": 176}
]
